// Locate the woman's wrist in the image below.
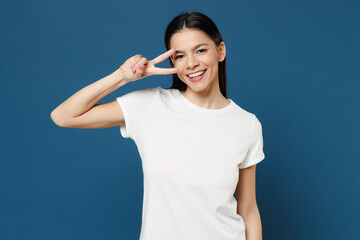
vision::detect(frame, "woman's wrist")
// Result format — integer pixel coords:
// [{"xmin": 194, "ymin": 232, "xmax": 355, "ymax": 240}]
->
[{"xmin": 113, "ymin": 68, "xmax": 129, "ymax": 86}]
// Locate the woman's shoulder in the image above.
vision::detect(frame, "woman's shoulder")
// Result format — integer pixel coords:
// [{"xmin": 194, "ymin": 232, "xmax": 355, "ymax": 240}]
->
[
  {"xmin": 231, "ymin": 101, "xmax": 260, "ymax": 122},
  {"xmin": 116, "ymin": 86, "xmax": 161, "ymax": 104},
  {"xmin": 155, "ymin": 86, "xmax": 178, "ymax": 98}
]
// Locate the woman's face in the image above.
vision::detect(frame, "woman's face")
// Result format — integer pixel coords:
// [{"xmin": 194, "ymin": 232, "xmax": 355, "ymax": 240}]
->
[{"xmin": 169, "ymin": 28, "xmax": 225, "ymax": 92}]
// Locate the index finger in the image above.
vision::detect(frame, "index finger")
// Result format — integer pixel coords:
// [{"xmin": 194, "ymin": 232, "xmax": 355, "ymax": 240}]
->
[
  {"xmin": 150, "ymin": 48, "xmax": 176, "ymax": 65},
  {"xmin": 152, "ymin": 66, "xmax": 178, "ymax": 75}
]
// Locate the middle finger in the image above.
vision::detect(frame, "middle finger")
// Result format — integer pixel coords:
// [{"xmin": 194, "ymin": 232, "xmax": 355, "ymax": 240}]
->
[{"xmin": 150, "ymin": 48, "xmax": 176, "ymax": 65}]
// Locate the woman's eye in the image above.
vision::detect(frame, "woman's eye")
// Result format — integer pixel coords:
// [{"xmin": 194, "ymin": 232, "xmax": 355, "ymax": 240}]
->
[{"xmin": 174, "ymin": 49, "xmax": 206, "ymax": 60}]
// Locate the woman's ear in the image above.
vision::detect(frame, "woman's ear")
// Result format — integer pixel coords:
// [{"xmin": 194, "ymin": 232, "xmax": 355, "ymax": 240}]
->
[{"xmin": 218, "ymin": 41, "xmax": 226, "ymax": 62}]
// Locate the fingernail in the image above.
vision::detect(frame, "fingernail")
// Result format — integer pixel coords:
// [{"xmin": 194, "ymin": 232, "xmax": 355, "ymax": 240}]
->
[{"xmin": 139, "ymin": 65, "xmax": 145, "ymax": 70}]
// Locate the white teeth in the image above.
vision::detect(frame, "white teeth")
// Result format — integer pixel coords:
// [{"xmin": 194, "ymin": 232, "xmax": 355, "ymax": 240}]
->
[{"xmin": 188, "ymin": 70, "xmax": 205, "ymax": 78}]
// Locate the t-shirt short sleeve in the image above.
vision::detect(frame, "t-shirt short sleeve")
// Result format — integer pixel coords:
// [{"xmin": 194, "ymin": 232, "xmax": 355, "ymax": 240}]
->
[
  {"xmin": 238, "ymin": 116, "xmax": 265, "ymax": 169},
  {"xmin": 116, "ymin": 87, "xmax": 159, "ymax": 140}
]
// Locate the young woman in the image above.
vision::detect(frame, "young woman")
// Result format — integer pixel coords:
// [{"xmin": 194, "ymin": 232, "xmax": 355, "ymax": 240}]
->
[{"xmin": 51, "ymin": 11, "xmax": 265, "ymax": 240}]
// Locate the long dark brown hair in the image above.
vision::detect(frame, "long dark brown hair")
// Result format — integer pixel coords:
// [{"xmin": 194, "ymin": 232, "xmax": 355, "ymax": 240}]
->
[{"xmin": 164, "ymin": 11, "xmax": 228, "ymax": 98}]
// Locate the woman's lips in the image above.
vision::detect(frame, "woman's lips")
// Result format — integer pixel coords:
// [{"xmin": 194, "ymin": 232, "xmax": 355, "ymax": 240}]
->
[{"xmin": 186, "ymin": 69, "xmax": 207, "ymax": 82}]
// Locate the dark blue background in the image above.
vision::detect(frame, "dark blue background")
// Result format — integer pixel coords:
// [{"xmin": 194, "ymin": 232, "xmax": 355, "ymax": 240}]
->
[{"xmin": 1, "ymin": 0, "xmax": 359, "ymax": 239}]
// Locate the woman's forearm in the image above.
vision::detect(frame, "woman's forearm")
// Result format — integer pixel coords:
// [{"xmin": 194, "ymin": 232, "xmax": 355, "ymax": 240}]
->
[
  {"xmin": 242, "ymin": 205, "xmax": 262, "ymax": 240},
  {"xmin": 51, "ymin": 69, "xmax": 127, "ymax": 123}
]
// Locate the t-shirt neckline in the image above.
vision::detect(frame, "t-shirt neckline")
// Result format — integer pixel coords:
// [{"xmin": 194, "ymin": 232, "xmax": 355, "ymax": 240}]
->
[{"xmin": 173, "ymin": 88, "xmax": 235, "ymax": 114}]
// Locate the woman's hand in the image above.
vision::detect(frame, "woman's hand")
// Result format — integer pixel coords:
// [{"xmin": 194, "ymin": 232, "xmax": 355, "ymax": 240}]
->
[{"xmin": 119, "ymin": 48, "xmax": 178, "ymax": 83}]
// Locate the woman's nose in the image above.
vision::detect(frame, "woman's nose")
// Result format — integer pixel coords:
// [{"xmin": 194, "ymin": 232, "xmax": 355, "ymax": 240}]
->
[{"xmin": 186, "ymin": 54, "xmax": 199, "ymax": 68}]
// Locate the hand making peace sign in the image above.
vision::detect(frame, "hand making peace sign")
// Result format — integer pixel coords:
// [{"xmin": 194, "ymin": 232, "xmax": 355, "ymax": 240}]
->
[{"xmin": 119, "ymin": 48, "xmax": 178, "ymax": 83}]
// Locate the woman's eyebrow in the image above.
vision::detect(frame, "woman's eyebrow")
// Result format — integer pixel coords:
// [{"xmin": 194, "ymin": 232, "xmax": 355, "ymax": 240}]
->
[{"xmin": 174, "ymin": 43, "xmax": 209, "ymax": 54}]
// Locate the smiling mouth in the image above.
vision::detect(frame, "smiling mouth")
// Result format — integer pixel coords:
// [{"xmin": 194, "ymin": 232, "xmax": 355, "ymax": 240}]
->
[{"xmin": 186, "ymin": 69, "xmax": 207, "ymax": 78}]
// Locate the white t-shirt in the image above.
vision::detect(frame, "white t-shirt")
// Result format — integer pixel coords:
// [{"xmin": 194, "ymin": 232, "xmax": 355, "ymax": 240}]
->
[{"xmin": 116, "ymin": 86, "xmax": 265, "ymax": 240}]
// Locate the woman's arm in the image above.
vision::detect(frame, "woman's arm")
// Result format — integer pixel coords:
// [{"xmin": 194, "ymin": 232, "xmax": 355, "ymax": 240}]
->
[
  {"xmin": 235, "ymin": 165, "xmax": 262, "ymax": 240},
  {"xmin": 50, "ymin": 68, "xmax": 127, "ymax": 128},
  {"xmin": 50, "ymin": 49, "xmax": 177, "ymax": 129}
]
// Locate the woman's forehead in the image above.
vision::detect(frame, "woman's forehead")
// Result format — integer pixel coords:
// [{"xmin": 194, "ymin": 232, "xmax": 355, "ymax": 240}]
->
[{"xmin": 170, "ymin": 29, "xmax": 213, "ymax": 50}]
